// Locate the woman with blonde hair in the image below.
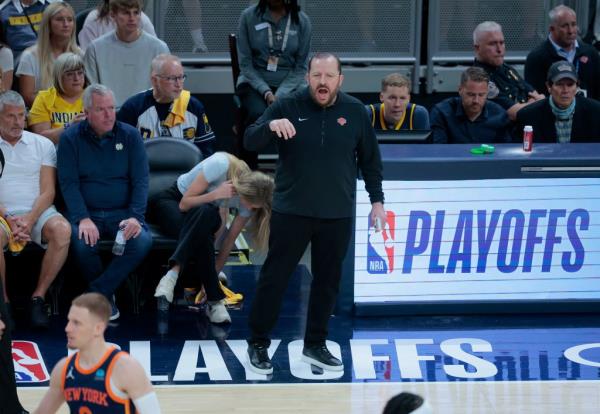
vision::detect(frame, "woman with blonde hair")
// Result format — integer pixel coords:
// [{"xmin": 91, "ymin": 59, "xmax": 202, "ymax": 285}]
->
[
  {"xmin": 149, "ymin": 152, "xmax": 273, "ymax": 324},
  {"xmin": 28, "ymin": 53, "xmax": 88, "ymax": 144},
  {"xmin": 16, "ymin": 2, "xmax": 80, "ymax": 107}
]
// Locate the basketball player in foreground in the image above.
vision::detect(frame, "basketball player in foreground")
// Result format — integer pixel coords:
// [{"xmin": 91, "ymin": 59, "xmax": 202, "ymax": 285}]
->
[{"xmin": 33, "ymin": 293, "xmax": 160, "ymax": 413}]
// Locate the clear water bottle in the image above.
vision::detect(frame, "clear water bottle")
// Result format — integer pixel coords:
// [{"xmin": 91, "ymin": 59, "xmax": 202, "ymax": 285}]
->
[{"xmin": 112, "ymin": 226, "xmax": 126, "ymax": 256}]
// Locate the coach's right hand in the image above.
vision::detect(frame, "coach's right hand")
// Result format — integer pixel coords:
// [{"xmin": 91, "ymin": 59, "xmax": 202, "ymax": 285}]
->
[
  {"xmin": 79, "ymin": 218, "xmax": 100, "ymax": 246},
  {"xmin": 269, "ymin": 118, "xmax": 296, "ymax": 140}
]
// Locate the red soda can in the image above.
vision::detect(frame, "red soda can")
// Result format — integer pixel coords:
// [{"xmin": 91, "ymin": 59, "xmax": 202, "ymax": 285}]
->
[{"xmin": 523, "ymin": 125, "xmax": 533, "ymax": 152}]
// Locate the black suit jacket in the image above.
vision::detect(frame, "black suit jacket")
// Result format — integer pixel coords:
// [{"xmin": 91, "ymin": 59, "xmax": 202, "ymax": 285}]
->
[
  {"xmin": 524, "ymin": 39, "xmax": 600, "ymax": 100},
  {"xmin": 515, "ymin": 96, "xmax": 600, "ymax": 143}
]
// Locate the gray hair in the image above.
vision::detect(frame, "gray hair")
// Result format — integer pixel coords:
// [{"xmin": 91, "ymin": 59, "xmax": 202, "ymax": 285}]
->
[
  {"xmin": 473, "ymin": 21, "xmax": 503, "ymax": 45},
  {"xmin": 0, "ymin": 91, "xmax": 25, "ymax": 113},
  {"xmin": 549, "ymin": 5, "xmax": 576, "ymax": 26},
  {"xmin": 53, "ymin": 52, "xmax": 86, "ymax": 95},
  {"xmin": 82, "ymin": 84, "xmax": 115, "ymax": 110},
  {"xmin": 150, "ymin": 53, "xmax": 182, "ymax": 76}
]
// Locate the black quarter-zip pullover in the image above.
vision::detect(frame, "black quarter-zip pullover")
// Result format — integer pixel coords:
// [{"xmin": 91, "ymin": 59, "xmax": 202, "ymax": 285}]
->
[{"xmin": 245, "ymin": 86, "xmax": 384, "ymax": 218}]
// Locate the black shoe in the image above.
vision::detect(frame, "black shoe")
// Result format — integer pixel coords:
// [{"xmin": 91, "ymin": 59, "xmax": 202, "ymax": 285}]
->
[
  {"xmin": 301, "ymin": 345, "xmax": 343, "ymax": 372},
  {"xmin": 30, "ymin": 296, "xmax": 49, "ymax": 328},
  {"xmin": 247, "ymin": 343, "xmax": 273, "ymax": 375},
  {"xmin": 156, "ymin": 295, "xmax": 170, "ymax": 312}
]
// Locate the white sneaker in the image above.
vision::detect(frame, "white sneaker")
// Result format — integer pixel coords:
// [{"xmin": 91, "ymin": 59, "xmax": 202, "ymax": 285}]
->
[
  {"xmin": 218, "ymin": 271, "xmax": 228, "ymax": 286},
  {"xmin": 206, "ymin": 300, "xmax": 231, "ymax": 324},
  {"xmin": 154, "ymin": 271, "xmax": 177, "ymax": 303}
]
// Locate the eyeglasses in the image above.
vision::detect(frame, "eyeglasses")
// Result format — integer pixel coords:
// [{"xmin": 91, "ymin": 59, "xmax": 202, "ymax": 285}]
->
[
  {"xmin": 64, "ymin": 69, "xmax": 85, "ymax": 80},
  {"xmin": 156, "ymin": 74, "xmax": 187, "ymax": 83}
]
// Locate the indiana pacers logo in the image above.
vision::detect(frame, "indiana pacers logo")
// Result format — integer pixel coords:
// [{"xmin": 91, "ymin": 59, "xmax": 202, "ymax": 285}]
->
[{"xmin": 367, "ymin": 211, "xmax": 396, "ymax": 274}]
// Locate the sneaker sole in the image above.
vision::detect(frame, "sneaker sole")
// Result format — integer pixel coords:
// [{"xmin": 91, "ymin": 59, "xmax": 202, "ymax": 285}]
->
[
  {"xmin": 109, "ymin": 311, "xmax": 120, "ymax": 321},
  {"xmin": 301, "ymin": 354, "xmax": 344, "ymax": 372},
  {"xmin": 246, "ymin": 353, "xmax": 273, "ymax": 375}
]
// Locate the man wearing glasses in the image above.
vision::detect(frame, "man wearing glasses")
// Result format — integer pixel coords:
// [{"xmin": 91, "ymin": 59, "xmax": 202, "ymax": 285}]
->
[
  {"xmin": 117, "ymin": 54, "xmax": 215, "ymax": 157},
  {"xmin": 83, "ymin": 0, "xmax": 169, "ymax": 107}
]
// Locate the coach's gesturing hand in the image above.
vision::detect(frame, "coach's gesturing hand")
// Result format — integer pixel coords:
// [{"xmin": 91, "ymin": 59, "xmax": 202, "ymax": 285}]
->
[{"xmin": 269, "ymin": 118, "xmax": 296, "ymax": 140}]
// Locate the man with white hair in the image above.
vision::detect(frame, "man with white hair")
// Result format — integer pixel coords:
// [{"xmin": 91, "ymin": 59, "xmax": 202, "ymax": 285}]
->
[
  {"xmin": 472, "ymin": 21, "xmax": 544, "ymax": 120},
  {"xmin": 525, "ymin": 5, "xmax": 600, "ymax": 100},
  {"xmin": 117, "ymin": 53, "xmax": 216, "ymax": 157}
]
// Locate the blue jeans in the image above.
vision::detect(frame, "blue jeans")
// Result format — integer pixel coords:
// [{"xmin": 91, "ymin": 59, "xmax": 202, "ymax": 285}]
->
[{"xmin": 69, "ymin": 209, "xmax": 153, "ymax": 298}]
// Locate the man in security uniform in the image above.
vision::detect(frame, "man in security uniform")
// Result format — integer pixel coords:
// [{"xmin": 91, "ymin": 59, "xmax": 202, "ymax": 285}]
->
[
  {"xmin": 117, "ymin": 53, "xmax": 216, "ymax": 157},
  {"xmin": 472, "ymin": 21, "xmax": 544, "ymax": 121}
]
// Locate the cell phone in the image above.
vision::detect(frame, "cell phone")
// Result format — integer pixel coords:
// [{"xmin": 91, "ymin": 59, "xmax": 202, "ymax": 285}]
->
[{"xmin": 375, "ymin": 217, "xmax": 382, "ymax": 231}]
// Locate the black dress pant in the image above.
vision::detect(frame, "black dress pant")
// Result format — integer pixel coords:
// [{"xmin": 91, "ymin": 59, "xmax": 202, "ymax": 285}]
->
[
  {"xmin": 149, "ymin": 183, "xmax": 225, "ymax": 301},
  {"xmin": 0, "ymin": 283, "xmax": 25, "ymax": 414},
  {"xmin": 248, "ymin": 212, "xmax": 353, "ymax": 347}
]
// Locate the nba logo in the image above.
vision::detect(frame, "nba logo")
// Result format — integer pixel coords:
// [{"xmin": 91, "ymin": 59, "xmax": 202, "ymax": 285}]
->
[
  {"xmin": 12, "ymin": 341, "xmax": 50, "ymax": 383},
  {"xmin": 367, "ymin": 211, "xmax": 396, "ymax": 274}
]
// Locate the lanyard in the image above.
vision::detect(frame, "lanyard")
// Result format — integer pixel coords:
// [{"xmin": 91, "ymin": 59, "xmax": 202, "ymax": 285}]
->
[{"xmin": 267, "ymin": 15, "xmax": 291, "ymax": 54}]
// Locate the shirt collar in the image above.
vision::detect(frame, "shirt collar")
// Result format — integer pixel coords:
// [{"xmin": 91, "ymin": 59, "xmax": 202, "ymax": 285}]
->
[
  {"xmin": 456, "ymin": 98, "xmax": 488, "ymax": 122},
  {"xmin": 0, "ymin": 130, "xmax": 31, "ymax": 146},
  {"xmin": 548, "ymin": 35, "xmax": 578, "ymax": 56},
  {"xmin": 10, "ymin": 0, "xmax": 46, "ymax": 14},
  {"xmin": 82, "ymin": 120, "xmax": 117, "ymax": 141}
]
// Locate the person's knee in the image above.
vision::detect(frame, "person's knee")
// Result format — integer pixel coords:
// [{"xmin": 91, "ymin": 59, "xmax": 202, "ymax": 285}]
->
[
  {"xmin": 129, "ymin": 228, "xmax": 153, "ymax": 254},
  {"xmin": 44, "ymin": 217, "xmax": 72, "ymax": 248}
]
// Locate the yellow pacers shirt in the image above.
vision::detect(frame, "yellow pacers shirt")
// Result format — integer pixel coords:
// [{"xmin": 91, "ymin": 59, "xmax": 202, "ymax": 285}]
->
[{"xmin": 28, "ymin": 87, "xmax": 83, "ymax": 129}]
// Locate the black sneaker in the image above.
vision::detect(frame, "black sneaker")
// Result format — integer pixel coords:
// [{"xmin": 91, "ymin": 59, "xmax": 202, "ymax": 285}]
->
[
  {"xmin": 301, "ymin": 345, "xmax": 343, "ymax": 372},
  {"xmin": 109, "ymin": 295, "xmax": 120, "ymax": 321},
  {"xmin": 30, "ymin": 296, "xmax": 49, "ymax": 328},
  {"xmin": 247, "ymin": 343, "xmax": 273, "ymax": 375}
]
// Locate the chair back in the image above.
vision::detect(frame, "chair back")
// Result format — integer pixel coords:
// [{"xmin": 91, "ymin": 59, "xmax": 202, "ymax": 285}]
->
[
  {"xmin": 144, "ymin": 138, "xmax": 203, "ymax": 200},
  {"xmin": 75, "ymin": 8, "xmax": 94, "ymax": 42},
  {"xmin": 229, "ymin": 33, "xmax": 241, "ymax": 88}
]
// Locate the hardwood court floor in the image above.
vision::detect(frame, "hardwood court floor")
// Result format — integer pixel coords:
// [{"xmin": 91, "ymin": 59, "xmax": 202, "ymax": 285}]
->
[
  {"xmin": 11, "ymin": 264, "xmax": 600, "ymax": 413},
  {"xmin": 18, "ymin": 380, "xmax": 600, "ymax": 413}
]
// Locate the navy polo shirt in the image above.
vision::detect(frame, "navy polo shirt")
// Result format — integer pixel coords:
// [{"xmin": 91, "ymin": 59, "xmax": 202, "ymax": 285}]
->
[{"xmin": 430, "ymin": 97, "xmax": 512, "ymax": 144}]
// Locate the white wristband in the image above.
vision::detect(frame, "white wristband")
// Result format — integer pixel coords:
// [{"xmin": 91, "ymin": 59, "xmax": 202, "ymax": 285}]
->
[{"xmin": 133, "ymin": 391, "xmax": 161, "ymax": 414}]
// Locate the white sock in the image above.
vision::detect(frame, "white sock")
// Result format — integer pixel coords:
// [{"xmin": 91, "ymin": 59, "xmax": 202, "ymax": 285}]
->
[{"xmin": 165, "ymin": 269, "xmax": 179, "ymax": 282}]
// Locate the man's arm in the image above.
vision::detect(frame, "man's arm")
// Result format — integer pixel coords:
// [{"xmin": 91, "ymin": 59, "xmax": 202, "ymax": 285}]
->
[
  {"xmin": 17, "ymin": 165, "xmax": 55, "ymax": 235},
  {"xmin": 57, "ymin": 132, "xmax": 89, "ymax": 222},
  {"xmin": 113, "ymin": 354, "xmax": 160, "ymax": 414},
  {"xmin": 429, "ymin": 105, "xmax": 449, "ymax": 144},
  {"xmin": 126, "ymin": 129, "xmax": 149, "ymax": 223},
  {"xmin": 33, "ymin": 358, "xmax": 67, "ymax": 414},
  {"xmin": 243, "ymin": 99, "xmax": 288, "ymax": 151},
  {"xmin": 357, "ymin": 108, "xmax": 384, "ymax": 204},
  {"xmin": 83, "ymin": 44, "xmax": 99, "ymax": 84}
]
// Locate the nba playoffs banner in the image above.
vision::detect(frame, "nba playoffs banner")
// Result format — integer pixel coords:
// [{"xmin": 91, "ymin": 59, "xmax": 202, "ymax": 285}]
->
[{"xmin": 354, "ymin": 178, "xmax": 600, "ymax": 304}]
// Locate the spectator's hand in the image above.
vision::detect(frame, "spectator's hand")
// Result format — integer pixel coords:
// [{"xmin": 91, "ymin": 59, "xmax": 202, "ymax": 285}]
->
[
  {"xmin": 119, "ymin": 218, "xmax": 142, "ymax": 240},
  {"xmin": 369, "ymin": 202, "xmax": 387, "ymax": 233},
  {"xmin": 269, "ymin": 118, "xmax": 296, "ymax": 140},
  {"xmin": 264, "ymin": 91, "xmax": 276, "ymax": 105},
  {"xmin": 212, "ymin": 180, "xmax": 236, "ymax": 200},
  {"xmin": 79, "ymin": 218, "xmax": 99, "ymax": 246},
  {"xmin": 528, "ymin": 90, "xmax": 545, "ymax": 101},
  {"xmin": 7, "ymin": 215, "xmax": 31, "ymax": 242},
  {"xmin": 71, "ymin": 112, "xmax": 87, "ymax": 124},
  {"xmin": 0, "ymin": 317, "xmax": 4, "ymax": 340},
  {"xmin": 14, "ymin": 214, "xmax": 33, "ymax": 236}
]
